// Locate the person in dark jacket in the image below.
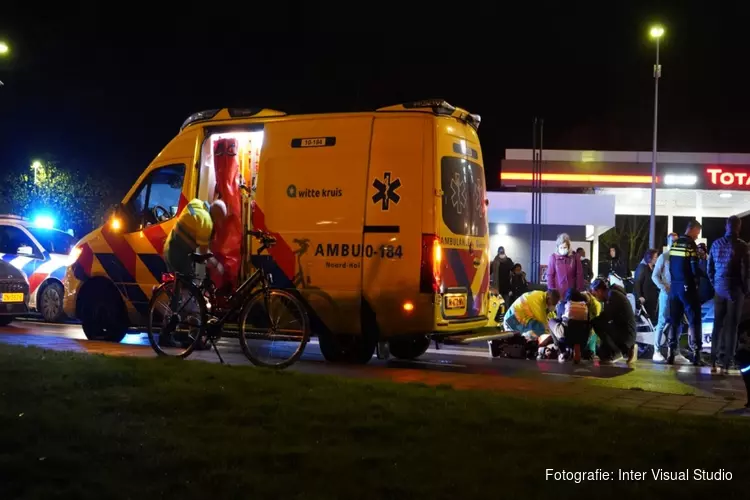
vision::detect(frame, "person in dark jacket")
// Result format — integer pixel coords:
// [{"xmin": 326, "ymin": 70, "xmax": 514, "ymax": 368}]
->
[
  {"xmin": 608, "ymin": 244, "xmax": 629, "ymax": 279},
  {"xmin": 577, "ymin": 247, "xmax": 594, "ymax": 285},
  {"xmin": 589, "ymin": 278, "xmax": 637, "ymax": 365},
  {"xmin": 634, "ymin": 249, "xmax": 659, "ymax": 322},
  {"xmin": 697, "ymin": 243, "xmax": 714, "ymax": 304},
  {"xmin": 508, "ymin": 263, "xmax": 529, "ymax": 305},
  {"xmin": 668, "ymin": 220, "xmax": 705, "ymax": 365},
  {"xmin": 708, "ymin": 215, "xmax": 750, "ymax": 375},
  {"xmin": 491, "ymin": 247, "xmax": 514, "ymax": 306}
]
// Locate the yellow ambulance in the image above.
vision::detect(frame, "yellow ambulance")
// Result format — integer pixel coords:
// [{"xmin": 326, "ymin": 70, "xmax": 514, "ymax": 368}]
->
[{"xmin": 62, "ymin": 100, "xmax": 491, "ymax": 363}]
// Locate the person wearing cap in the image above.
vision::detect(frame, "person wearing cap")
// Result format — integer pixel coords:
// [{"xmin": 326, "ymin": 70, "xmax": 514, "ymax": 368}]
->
[{"xmin": 491, "ymin": 246, "xmax": 514, "ymax": 307}]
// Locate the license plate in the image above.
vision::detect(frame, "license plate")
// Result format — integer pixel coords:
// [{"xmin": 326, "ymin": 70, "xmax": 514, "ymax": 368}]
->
[
  {"xmin": 1, "ymin": 293, "xmax": 24, "ymax": 303},
  {"xmin": 445, "ymin": 295, "xmax": 466, "ymax": 310}
]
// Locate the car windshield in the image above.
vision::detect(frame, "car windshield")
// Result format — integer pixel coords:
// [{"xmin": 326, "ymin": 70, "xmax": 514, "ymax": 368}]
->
[{"xmin": 26, "ymin": 227, "xmax": 76, "ymax": 255}]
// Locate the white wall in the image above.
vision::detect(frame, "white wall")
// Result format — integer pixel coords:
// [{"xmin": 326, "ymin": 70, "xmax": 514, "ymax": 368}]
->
[{"xmin": 487, "ymin": 192, "xmax": 616, "ymax": 227}]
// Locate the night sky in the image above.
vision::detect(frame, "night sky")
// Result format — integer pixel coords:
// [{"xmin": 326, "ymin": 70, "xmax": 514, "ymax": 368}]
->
[{"xmin": 1, "ymin": 3, "xmax": 749, "ymax": 193}]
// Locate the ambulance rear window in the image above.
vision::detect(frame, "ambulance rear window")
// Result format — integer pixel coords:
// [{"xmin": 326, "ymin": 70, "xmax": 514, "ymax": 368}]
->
[{"xmin": 440, "ymin": 156, "xmax": 487, "ymax": 237}]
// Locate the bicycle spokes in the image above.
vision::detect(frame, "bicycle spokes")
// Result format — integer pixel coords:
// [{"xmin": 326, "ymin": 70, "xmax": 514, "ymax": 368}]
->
[
  {"xmin": 239, "ymin": 290, "xmax": 309, "ymax": 369},
  {"xmin": 147, "ymin": 281, "xmax": 207, "ymax": 358}
]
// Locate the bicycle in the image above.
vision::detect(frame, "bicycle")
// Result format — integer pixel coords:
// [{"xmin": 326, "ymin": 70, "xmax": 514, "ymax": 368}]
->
[{"xmin": 146, "ymin": 229, "xmax": 310, "ymax": 369}]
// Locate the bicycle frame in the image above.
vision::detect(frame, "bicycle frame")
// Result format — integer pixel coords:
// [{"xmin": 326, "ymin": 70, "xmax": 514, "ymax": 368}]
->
[{"xmin": 204, "ymin": 264, "xmax": 272, "ymax": 331}]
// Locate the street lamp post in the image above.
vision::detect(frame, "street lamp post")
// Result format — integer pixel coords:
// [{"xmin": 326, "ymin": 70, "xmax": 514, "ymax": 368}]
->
[
  {"xmin": 31, "ymin": 161, "xmax": 43, "ymax": 185},
  {"xmin": 648, "ymin": 25, "xmax": 664, "ymax": 249}
]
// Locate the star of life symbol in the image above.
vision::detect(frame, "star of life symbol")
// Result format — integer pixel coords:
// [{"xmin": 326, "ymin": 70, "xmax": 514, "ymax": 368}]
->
[
  {"xmin": 372, "ymin": 172, "xmax": 402, "ymax": 211},
  {"xmin": 450, "ymin": 173, "xmax": 467, "ymax": 214}
]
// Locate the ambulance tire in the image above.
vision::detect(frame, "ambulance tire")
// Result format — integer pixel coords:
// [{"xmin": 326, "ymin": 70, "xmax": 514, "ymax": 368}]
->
[
  {"xmin": 388, "ymin": 335, "xmax": 431, "ymax": 360},
  {"xmin": 0, "ymin": 316, "xmax": 14, "ymax": 326},
  {"xmin": 318, "ymin": 332, "xmax": 376, "ymax": 364},
  {"xmin": 39, "ymin": 282, "xmax": 66, "ymax": 323},
  {"xmin": 80, "ymin": 281, "xmax": 128, "ymax": 343}
]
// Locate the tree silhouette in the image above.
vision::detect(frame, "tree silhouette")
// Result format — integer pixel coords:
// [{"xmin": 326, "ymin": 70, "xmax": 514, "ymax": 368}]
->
[{"xmin": 0, "ymin": 159, "xmax": 117, "ymax": 235}]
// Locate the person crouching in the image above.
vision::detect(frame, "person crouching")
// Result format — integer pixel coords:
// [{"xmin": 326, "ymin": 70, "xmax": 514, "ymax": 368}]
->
[
  {"xmin": 503, "ymin": 289, "xmax": 561, "ymax": 341},
  {"xmin": 549, "ymin": 289, "xmax": 590, "ymax": 364},
  {"xmin": 589, "ymin": 278, "xmax": 637, "ymax": 365}
]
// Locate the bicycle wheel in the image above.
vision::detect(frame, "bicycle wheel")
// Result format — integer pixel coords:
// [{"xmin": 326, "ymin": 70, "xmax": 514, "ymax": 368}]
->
[
  {"xmin": 147, "ymin": 279, "xmax": 208, "ymax": 358},
  {"xmin": 239, "ymin": 289, "xmax": 310, "ymax": 369}
]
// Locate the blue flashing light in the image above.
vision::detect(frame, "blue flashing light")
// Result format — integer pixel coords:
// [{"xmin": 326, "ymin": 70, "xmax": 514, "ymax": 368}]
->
[
  {"xmin": 33, "ymin": 214, "xmax": 55, "ymax": 229},
  {"xmin": 741, "ymin": 365, "xmax": 750, "ymax": 374}
]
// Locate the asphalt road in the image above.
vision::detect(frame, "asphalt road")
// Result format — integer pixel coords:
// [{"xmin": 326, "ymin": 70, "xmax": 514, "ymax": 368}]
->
[{"xmin": 0, "ymin": 318, "xmax": 746, "ymax": 401}]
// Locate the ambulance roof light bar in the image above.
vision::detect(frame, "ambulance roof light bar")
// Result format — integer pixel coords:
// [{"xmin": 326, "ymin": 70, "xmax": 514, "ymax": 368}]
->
[
  {"xmin": 181, "ymin": 109, "xmax": 221, "ymax": 131},
  {"xmin": 379, "ymin": 100, "xmax": 481, "ymax": 130},
  {"xmin": 181, "ymin": 108, "xmax": 288, "ymax": 131}
]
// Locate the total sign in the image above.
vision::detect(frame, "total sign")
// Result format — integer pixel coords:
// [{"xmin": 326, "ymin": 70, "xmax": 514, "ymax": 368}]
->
[{"xmin": 706, "ymin": 167, "xmax": 750, "ymax": 187}]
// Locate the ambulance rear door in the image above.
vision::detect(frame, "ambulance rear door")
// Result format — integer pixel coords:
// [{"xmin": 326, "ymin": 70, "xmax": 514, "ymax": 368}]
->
[{"xmin": 363, "ymin": 116, "xmax": 429, "ymax": 335}]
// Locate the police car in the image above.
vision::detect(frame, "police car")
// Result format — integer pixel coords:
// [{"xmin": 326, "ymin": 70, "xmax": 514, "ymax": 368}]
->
[
  {"xmin": 0, "ymin": 258, "xmax": 29, "ymax": 326},
  {"xmin": 0, "ymin": 215, "xmax": 78, "ymax": 322}
]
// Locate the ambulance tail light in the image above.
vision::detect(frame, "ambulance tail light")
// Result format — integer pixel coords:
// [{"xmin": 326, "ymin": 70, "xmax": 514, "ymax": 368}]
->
[{"xmin": 420, "ymin": 234, "xmax": 442, "ymax": 294}]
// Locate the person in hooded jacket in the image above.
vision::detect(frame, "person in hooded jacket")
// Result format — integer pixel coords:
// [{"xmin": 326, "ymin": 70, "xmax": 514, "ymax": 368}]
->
[
  {"xmin": 547, "ymin": 233, "xmax": 584, "ymax": 298},
  {"xmin": 608, "ymin": 244, "xmax": 630, "ymax": 279},
  {"xmin": 589, "ymin": 278, "xmax": 637, "ymax": 365},
  {"xmin": 490, "ymin": 246, "xmax": 514, "ymax": 306},
  {"xmin": 708, "ymin": 215, "xmax": 750, "ymax": 375}
]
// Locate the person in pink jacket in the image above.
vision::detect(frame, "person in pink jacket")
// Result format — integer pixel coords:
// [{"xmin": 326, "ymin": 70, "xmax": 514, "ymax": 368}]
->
[{"xmin": 547, "ymin": 233, "xmax": 584, "ymax": 297}]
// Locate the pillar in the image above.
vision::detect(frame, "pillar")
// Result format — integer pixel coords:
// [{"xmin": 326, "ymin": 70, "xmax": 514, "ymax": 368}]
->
[{"xmin": 592, "ymin": 229, "xmax": 600, "ymax": 278}]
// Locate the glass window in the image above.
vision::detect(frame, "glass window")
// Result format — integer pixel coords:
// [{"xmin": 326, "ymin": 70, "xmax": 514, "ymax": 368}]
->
[
  {"xmin": 26, "ymin": 227, "xmax": 76, "ymax": 255},
  {"xmin": 0, "ymin": 225, "xmax": 38, "ymax": 256},
  {"xmin": 124, "ymin": 164, "xmax": 186, "ymax": 229},
  {"xmin": 440, "ymin": 156, "xmax": 487, "ymax": 237}
]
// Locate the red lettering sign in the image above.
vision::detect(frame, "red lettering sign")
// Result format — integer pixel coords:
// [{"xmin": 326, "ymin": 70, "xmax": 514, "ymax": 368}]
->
[{"xmin": 706, "ymin": 167, "xmax": 750, "ymax": 187}]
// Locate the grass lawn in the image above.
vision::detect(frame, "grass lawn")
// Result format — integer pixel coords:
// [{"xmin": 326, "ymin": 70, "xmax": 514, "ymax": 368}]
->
[
  {"xmin": 586, "ymin": 367, "xmax": 702, "ymax": 395},
  {"xmin": 1, "ymin": 345, "xmax": 749, "ymax": 499}
]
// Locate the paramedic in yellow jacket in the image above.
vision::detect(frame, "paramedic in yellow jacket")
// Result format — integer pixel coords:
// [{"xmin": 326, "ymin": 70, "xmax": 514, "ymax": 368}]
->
[
  {"xmin": 161, "ymin": 199, "xmax": 227, "ymax": 348},
  {"xmin": 164, "ymin": 199, "xmax": 227, "ymax": 276},
  {"xmin": 503, "ymin": 289, "xmax": 561, "ymax": 339}
]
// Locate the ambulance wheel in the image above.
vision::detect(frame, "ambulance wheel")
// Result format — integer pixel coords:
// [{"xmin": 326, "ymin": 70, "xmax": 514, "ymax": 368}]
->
[
  {"xmin": 39, "ymin": 282, "xmax": 66, "ymax": 323},
  {"xmin": 0, "ymin": 316, "xmax": 14, "ymax": 326},
  {"xmin": 389, "ymin": 335, "xmax": 431, "ymax": 360},
  {"xmin": 80, "ymin": 281, "xmax": 128, "ymax": 343},
  {"xmin": 318, "ymin": 332, "xmax": 376, "ymax": 364}
]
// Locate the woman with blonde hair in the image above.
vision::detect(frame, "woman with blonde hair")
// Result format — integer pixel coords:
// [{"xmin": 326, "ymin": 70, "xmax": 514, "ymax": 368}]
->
[{"xmin": 546, "ymin": 233, "xmax": 584, "ymax": 298}]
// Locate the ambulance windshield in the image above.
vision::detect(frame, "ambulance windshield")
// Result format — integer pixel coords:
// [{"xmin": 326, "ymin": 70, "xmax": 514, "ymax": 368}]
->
[{"xmin": 440, "ymin": 156, "xmax": 487, "ymax": 237}]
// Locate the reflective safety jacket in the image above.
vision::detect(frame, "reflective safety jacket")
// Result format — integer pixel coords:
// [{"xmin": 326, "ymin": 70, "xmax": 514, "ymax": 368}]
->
[
  {"xmin": 506, "ymin": 290, "xmax": 552, "ymax": 326},
  {"xmin": 669, "ymin": 234, "xmax": 701, "ymax": 286}
]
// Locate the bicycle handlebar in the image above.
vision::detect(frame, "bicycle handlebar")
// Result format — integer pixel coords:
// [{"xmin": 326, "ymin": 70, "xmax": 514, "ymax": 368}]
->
[{"xmin": 248, "ymin": 229, "xmax": 277, "ymax": 254}]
